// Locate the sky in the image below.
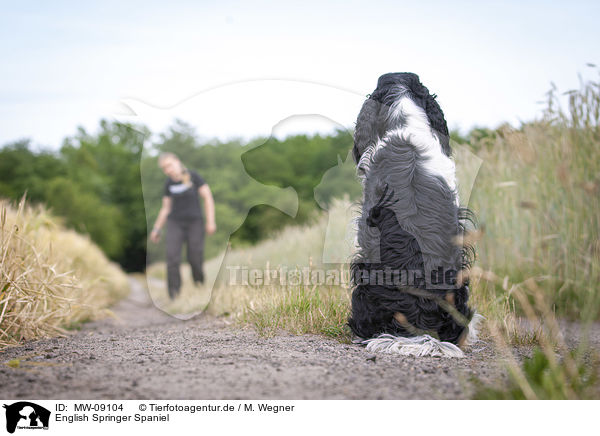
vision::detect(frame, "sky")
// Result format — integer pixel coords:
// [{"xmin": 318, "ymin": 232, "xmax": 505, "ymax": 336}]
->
[{"xmin": 1, "ymin": 0, "xmax": 599, "ymax": 148}]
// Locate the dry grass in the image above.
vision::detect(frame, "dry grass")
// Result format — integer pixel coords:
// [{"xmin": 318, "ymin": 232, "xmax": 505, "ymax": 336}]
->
[
  {"xmin": 464, "ymin": 72, "xmax": 600, "ymax": 398},
  {"xmin": 0, "ymin": 196, "xmax": 129, "ymax": 349},
  {"xmin": 465, "ymin": 71, "xmax": 600, "ymax": 342},
  {"xmin": 473, "ymin": 278, "xmax": 599, "ymax": 399}
]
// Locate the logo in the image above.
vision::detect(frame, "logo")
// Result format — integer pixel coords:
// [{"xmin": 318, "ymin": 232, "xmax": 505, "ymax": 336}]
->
[
  {"xmin": 168, "ymin": 183, "xmax": 191, "ymax": 194},
  {"xmin": 3, "ymin": 402, "xmax": 50, "ymax": 434}
]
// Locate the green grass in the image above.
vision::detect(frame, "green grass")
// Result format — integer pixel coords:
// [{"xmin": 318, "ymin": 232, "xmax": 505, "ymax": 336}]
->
[
  {"xmin": 472, "ymin": 295, "xmax": 600, "ymax": 401},
  {"xmin": 239, "ymin": 284, "xmax": 352, "ymax": 342},
  {"xmin": 473, "ymin": 347, "xmax": 599, "ymax": 399}
]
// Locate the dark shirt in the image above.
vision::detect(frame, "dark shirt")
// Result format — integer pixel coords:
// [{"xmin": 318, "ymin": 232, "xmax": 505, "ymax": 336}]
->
[{"xmin": 163, "ymin": 169, "xmax": 206, "ymax": 220}]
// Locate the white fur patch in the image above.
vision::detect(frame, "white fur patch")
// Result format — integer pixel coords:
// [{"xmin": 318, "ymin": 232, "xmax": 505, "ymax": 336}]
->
[
  {"xmin": 362, "ymin": 334, "xmax": 465, "ymax": 358},
  {"xmin": 464, "ymin": 312, "xmax": 485, "ymax": 346},
  {"xmin": 356, "ymin": 145, "xmax": 375, "ymax": 182},
  {"xmin": 356, "ymin": 96, "xmax": 459, "ymax": 205},
  {"xmin": 388, "ymin": 97, "xmax": 457, "ymax": 195},
  {"xmin": 360, "ymin": 312, "xmax": 484, "ymax": 358}
]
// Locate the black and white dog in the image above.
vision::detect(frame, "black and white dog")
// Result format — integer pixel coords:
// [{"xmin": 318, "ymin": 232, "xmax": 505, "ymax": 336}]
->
[{"xmin": 348, "ymin": 73, "xmax": 481, "ymax": 357}]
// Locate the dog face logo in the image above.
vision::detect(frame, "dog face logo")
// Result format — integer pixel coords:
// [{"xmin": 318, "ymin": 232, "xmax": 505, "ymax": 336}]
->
[{"xmin": 3, "ymin": 402, "xmax": 50, "ymax": 434}]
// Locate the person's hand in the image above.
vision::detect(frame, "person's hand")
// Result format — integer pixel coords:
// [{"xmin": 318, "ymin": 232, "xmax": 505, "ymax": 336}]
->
[
  {"xmin": 205, "ymin": 221, "xmax": 217, "ymax": 235},
  {"xmin": 150, "ymin": 228, "xmax": 161, "ymax": 243}
]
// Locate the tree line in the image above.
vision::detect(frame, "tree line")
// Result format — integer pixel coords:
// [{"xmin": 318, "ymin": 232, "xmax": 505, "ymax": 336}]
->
[{"xmin": 0, "ymin": 120, "xmax": 361, "ymax": 271}]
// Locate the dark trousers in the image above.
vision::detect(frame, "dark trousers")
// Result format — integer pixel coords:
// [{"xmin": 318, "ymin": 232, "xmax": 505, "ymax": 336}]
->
[{"xmin": 166, "ymin": 217, "xmax": 205, "ymax": 298}]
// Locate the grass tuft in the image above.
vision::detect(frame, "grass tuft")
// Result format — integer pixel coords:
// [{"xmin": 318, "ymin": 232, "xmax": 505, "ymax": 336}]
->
[
  {"xmin": 0, "ymin": 196, "xmax": 129, "ymax": 349},
  {"xmin": 238, "ymin": 283, "xmax": 352, "ymax": 342}
]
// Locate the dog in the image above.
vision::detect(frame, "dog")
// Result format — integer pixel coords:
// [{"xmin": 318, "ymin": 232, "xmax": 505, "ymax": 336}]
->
[{"xmin": 348, "ymin": 72, "xmax": 481, "ymax": 357}]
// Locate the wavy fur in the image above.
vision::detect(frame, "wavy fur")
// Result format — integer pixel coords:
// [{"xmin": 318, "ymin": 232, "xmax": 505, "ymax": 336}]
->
[{"xmin": 348, "ymin": 73, "xmax": 478, "ymax": 352}]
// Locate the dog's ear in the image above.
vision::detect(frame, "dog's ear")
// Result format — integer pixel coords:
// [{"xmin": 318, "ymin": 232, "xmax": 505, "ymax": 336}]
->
[
  {"xmin": 407, "ymin": 75, "xmax": 451, "ymax": 156},
  {"xmin": 352, "ymin": 140, "xmax": 361, "ymax": 164},
  {"xmin": 429, "ymin": 105, "xmax": 450, "ymax": 155},
  {"xmin": 353, "ymin": 98, "xmax": 381, "ymax": 164},
  {"xmin": 424, "ymin": 91, "xmax": 450, "ymax": 155}
]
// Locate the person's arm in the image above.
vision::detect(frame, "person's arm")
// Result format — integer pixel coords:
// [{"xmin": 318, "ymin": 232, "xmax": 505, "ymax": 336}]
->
[
  {"xmin": 150, "ymin": 196, "xmax": 172, "ymax": 243},
  {"xmin": 199, "ymin": 184, "xmax": 216, "ymax": 235}
]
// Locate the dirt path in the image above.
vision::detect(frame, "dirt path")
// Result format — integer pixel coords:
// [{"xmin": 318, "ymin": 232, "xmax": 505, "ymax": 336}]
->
[{"xmin": 0, "ymin": 277, "xmax": 590, "ymax": 400}]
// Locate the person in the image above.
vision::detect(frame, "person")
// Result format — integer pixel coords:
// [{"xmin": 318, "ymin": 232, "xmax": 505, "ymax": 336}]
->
[{"xmin": 150, "ymin": 152, "xmax": 216, "ymax": 299}]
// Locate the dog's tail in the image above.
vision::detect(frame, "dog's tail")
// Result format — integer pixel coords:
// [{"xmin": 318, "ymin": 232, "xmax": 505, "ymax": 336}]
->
[{"xmin": 358, "ymin": 312, "xmax": 484, "ymax": 358}]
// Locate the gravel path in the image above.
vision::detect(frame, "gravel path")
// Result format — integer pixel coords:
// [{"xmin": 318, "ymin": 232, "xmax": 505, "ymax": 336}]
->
[{"xmin": 1, "ymin": 277, "xmax": 593, "ymax": 400}]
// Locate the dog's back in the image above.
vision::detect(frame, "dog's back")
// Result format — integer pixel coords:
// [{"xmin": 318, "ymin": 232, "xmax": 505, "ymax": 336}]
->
[{"xmin": 349, "ymin": 73, "xmax": 478, "ymax": 351}]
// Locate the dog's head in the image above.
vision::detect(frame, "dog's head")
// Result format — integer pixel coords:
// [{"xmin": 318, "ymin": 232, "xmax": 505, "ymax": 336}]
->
[{"xmin": 353, "ymin": 72, "xmax": 450, "ymax": 165}]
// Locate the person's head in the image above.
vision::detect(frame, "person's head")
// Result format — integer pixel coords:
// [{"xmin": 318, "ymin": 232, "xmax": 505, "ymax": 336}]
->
[
  {"xmin": 159, "ymin": 152, "xmax": 183, "ymax": 179},
  {"xmin": 158, "ymin": 152, "xmax": 192, "ymax": 186}
]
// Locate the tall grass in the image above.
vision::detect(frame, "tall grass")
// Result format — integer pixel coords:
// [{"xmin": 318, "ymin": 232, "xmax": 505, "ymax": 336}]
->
[
  {"xmin": 467, "ymin": 72, "xmax": 600, "ymax": 334},
  {"xmin": 0, "ymin": 196, "xmax": 129, "ymax": 349},
  {"xmin": 473, "ymin": 277, "xmax": 599, "ymax": 399},
  {"xmin": 466, "ymin": 72, "xmax": 600, "ymax": 399}
]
